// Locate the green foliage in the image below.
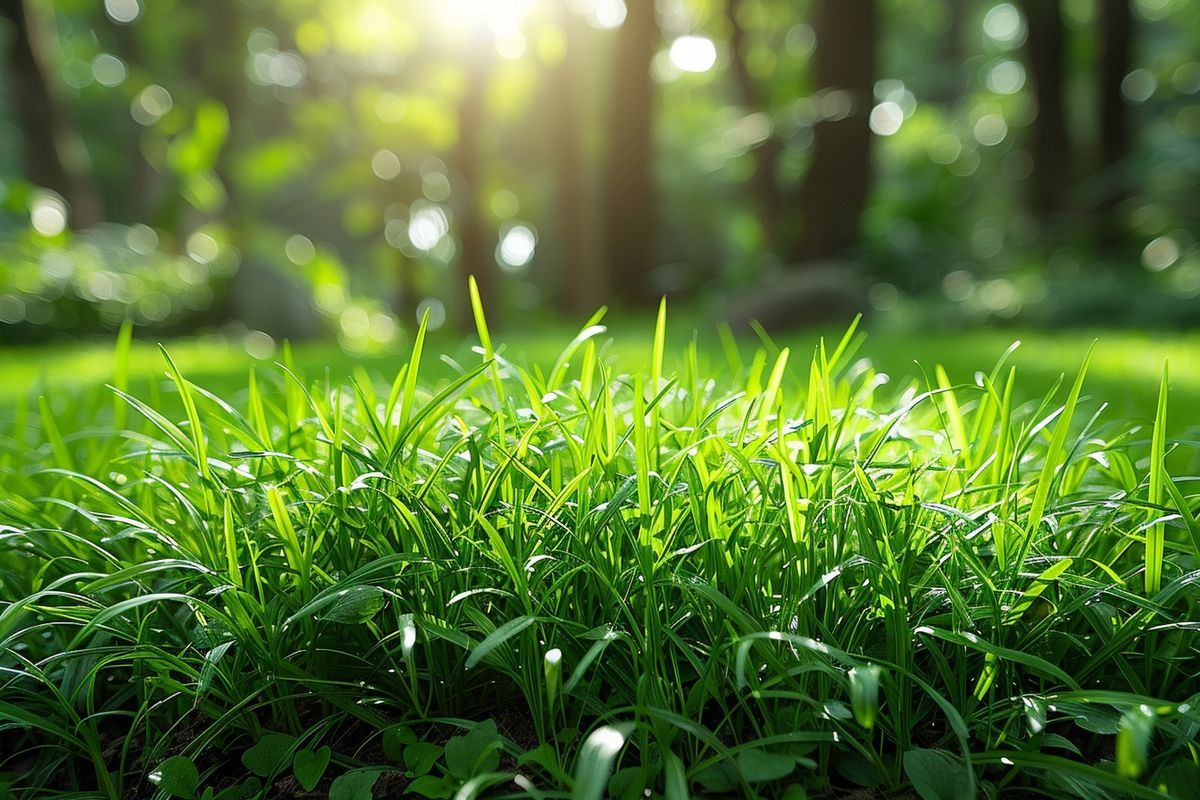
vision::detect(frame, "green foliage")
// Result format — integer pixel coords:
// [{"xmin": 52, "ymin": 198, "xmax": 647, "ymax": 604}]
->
[
  {"xmin": 240, "ymin": 733, "xmax": 297, "ymax": 778},
  {"xmin": 575, "ymin": 725, "xmax": 631, "ymax": 800},
  {"xmin": 847, "ymin": 664, "xmax": 882, "ymax": 730},
  {"xmin": 148, "ymin": 756, "xmax": 200, "ymax": 799},
  {"xmin": 444, "ymin": 721, "xmax": 502, "ymax": 780},
  {"xmin": 904, "ymin": 749, "xmax": 974, "ymax": 800},
  {"xmin": 292, "ymin": 747, "xmax": 331, "ymax": 792},
  {"xmin": 328, "ymin": 769, "xmax": 382, "ymax": 800},
  {"xmin": 2, "ymin": 314, "xmax": 1199, "ymax": 798}
]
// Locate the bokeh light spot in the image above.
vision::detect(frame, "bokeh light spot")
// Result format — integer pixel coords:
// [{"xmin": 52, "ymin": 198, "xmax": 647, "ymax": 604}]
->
[
  {"xmin": 588, "ymin": 0, "xmax": 627, "ymax": 30},
  {"xmin": 285, "ymin": 234, "xmax": 316, "ymax": 265},
  {"xmin": 408, "ymin": 203, "xmax": 449, "ymax": 251},
  {"xmin": 973, "ymin": 113, "xmax": 1008, "ymax": 146},
  {"xmin": 30, "ymin": 191, "xmax": 68, "ymax": 237},
  {"xmin": 371, "ymin": 150, "xmax": 402, "ymax": 180},
  {"xmin": 1121, "ymin": 69, "xmax": 1156, "ymax": 103},
  {"xmin": 1172, "ymin": 63, "xmax": 1200, "ymax": 94},
  {"xmin": 491, "ymin": 189, "xmax": 520, "ymax": 219},
  {"xmin": 498, "ymin": 224, "xmax": 536, "ymax": 269},
  {"xmin": 416, "ymin": 297, "xmax": 447, "ymax": 330},
  {"xmin": 92, "ymin": 54, "xmax": 128, "ymax": 87},
  {"xmin": 669, "ymin": 36, "xmax": 717, "ymax": 74},
  {"xmin": 983, "ymin": 4, "xmax": 1024, "ymax": 45},
  {"xmin": 104, "ymin": 0, "xmax": 140, "ymax": 24},
  {"xmin": 869, "ymin": 102, "xmax": 904, "ymax": 136},
  {"xmin": 1142, "ymin": 236, "xmax": 1179, "ymax": 271},
  {"xmin": 985, "ymin": 60, "xmax": 1025, "ymax": 95},
  {"xmin": 186, "ymin": 232, "xmax": 220, "ymax": 264},
  {"xmin": 131, "ymin": 85, "xmax": 173, "ymax": 126},
  {"xmin": 126, "ymin": 224, "xmax": 159, "ymax": 254}
]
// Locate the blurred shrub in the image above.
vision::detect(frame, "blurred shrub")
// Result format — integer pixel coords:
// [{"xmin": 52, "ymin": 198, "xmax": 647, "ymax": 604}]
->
[{"xmin": 0, "ymin": 220, "xmax": 236, "ymax": 343}]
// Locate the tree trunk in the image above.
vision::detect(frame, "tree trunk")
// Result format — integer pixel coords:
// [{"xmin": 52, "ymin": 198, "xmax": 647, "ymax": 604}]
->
[
  {"xmin": 110, "ymin": 21, "xmax": 161, "ymax": 222},
  {"xmin": 601, "ymin": 0, "xmax": 657, "ymax": 307},
  {"xmin": 935, "ymin": 0, "xmax": 968, "ymax": 104},
  {"xmin": 553, "ymin": 4, "xmax": 603, "ymax": 316},
  {"xmin": 210, "ymin": 0, "xmax": 247, "ymax": 234},
  {"xmin": 0, "ymin": 0, "xmax": 103, "ymax": 227},
  {"xmin": 791, "ymin": 0, "xmax": 876, "ymax": 264},
  {"xmin": 1019, "ymin": 0, "xmax": 1071, "ymax": 224},
  {"xmin": 1095, "ymin": 0, "xmax": 1133, "ymax": 240},
  {"xmin": 726, "ymin": 0, "xmax": 784, "ymax": 253},
  {"xmin": 454, "ymin": 41, "xmax": 496, "ymax": 326}
]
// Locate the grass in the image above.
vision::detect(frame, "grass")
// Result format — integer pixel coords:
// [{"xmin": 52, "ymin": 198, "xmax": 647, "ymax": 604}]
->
[
  {"xmin": 6, "ymin": 321, "xmax": 1200, "ymax": 430},
  {"xmin": 2, "ymin": 300, "xmax": 1199, "ymax": 799}
]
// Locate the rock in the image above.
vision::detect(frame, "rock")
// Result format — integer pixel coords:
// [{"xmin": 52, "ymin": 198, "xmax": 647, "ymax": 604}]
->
[
  {"xmin": 723, "ymin": 261, "xmax": 869, "ymax": 332},
  {"xmin": 226, "ymin": 258, "xmax": 320, "ymax": 341}
]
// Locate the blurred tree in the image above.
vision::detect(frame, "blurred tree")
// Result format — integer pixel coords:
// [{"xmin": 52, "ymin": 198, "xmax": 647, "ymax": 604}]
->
[
  {"xmin": 553, "ymin": 2, "xmax": 603, "ymax": 314},
  {"xmin": 453, "ymin": 32, "xmax": 497, "ymax": 323},
  {"xmin": 602, "ymin": 0, "xmax": 658, "ymax": 306},
  {"xmin": 1018, "ymin": 0, "xmax": 1071, "ymax": 224},
  {"xmin": 1, "ymin": 0, "xmax": 103, "ymax": 226},
  {"xmin": 791, "ymin": 0, "xmax": 876, "ymax": 263},
  {"xmin": 198, "ymin": 0, "xmax": 248, "ymax": 236},
  {"xmin": 726, "ymin": 0, "xmax": 784, "ymax": 253},
  {"xmin": 935, "ymin": 0, "xmax": 969, "ymax": 104},
  {"xmin": 1096, "ymin": 0, "xmax": 1133, "ymax": 241},
  {"xmin": 105, "ymin": 19, "xmax": 158, "ymax": 222}
]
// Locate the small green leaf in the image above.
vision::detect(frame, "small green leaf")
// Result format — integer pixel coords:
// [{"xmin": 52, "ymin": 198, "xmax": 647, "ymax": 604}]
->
[
  {"xmin": 444, "ymin": 720, "xmax": 501, "ymax": 780},
  {"xmin": 383, "ymin": 725, "xmax": 417, "ymax": 762},
  {"xmin": 782, "ymin": 785, "xmax": 809, "ymax": 800},
  {"xmin": 407, "ymin": 775, "xmax": 453, "ymax": 799},
  {"xmin": 904, "ymin": 749, "xmax": 975, "ymax": 800},
  {"xmin": 149, "ymin": 756, "xmax": 199, "ymax": 798},
  {"xmin": 329, "ymin": 768, "xmax": 382, "ymax": 800},
  {"xmin": 737, "ymin": 749, "xmax": 795, "ymax": 783},
  {"xmin": 404, "ymin": 742, "xmax": 443, "ymax": 777},
  {"xmin": 241, "ymin": 733, "xmax": 296, "ymax": 777},
  {"xmin": 320, "ymin": 585, "xmax": 386, "ymax": 624},
  {"xmin": 293, "ymin": 746, "xmax": 331, "ymax": 792},
  {"xmin": 694, "ymin": 761, "xmax": 739, "ymax": 793}
]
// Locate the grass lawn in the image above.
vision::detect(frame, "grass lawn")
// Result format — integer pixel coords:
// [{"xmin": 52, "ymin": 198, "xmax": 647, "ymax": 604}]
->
[{"xmin": 2, "ymin": 307, "xmax": 1199, "ymax": 799}]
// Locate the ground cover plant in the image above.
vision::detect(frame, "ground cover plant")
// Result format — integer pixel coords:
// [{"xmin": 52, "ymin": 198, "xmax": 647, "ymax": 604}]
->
[{"xmin": 2, "ymin": 294, "xmax": 1199, "ymax": 799}]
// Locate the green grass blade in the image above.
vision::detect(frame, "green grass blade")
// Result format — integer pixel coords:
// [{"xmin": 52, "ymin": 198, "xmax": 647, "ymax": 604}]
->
[{"xmin": 1145, "ymin": 361, "xmax": 1168, "ymax": 594}]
